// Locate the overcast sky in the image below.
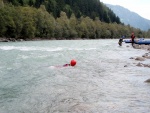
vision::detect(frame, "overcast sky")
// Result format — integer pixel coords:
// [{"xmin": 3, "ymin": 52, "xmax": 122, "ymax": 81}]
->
[{"xmin": 100, "ymin": 0, "xmax": 150, "ymax": 20}]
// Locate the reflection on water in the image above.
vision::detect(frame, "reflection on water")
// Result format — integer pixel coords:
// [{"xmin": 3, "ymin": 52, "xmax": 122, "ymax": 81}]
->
[{"xmin": 0, "ymin": 40, "xmax": 150, "ymax": 113}]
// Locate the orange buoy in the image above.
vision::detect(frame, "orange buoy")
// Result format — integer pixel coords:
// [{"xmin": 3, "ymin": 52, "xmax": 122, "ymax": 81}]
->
[{"xmin": 70, "ymin": 59, "xmax": 76, "ymax": 66}]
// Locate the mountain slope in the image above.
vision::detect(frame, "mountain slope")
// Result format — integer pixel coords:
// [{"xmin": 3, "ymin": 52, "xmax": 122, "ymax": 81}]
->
[
  {"xmin": 106, "ymin": 4, "xmax": 150, "ymax": 31},
  {"xmin": 2, "ymin": 0, "xmax": 121, "ymax": 24}
]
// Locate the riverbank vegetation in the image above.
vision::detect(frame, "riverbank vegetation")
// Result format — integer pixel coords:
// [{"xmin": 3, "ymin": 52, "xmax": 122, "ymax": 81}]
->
[{"xmin": 0, "ymin": 0, "xmax": 150, "ymax": 40}]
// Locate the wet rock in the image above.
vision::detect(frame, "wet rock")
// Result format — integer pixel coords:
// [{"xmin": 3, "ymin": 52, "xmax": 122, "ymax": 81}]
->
[
  {"xmin": 0, "ymin": 38, "xmax": 9, "ymax": 42},
  {"xmin": 8, "ymin": 38, "xmax": 16, "ymax": 42},
  {"xmin": 133, "ymin": 44, "xmax": 150, "ymax": 50},
  {"xmin": 136, "ymin": 62, "xmax": 143, "ymax": 67},
  {"xmin": 143, "ymin": 64, "xmax": 150, "ymax": 68},
  {"xmin": 144, "ymin": 56, "xmax": 150, "ymax": 59},
  {"xmin": 140, "ymin": 45, "xmax": 149, "ymax": 49},
  {"xmin": 133, "ymin": 44, "xmax": 141, "ymax": 49},
  {"xmin": 142, "ymin": 53, "xmax": 150, "ymax": 59},
  {"xmin": 136, "ymin": 63, "xmax": 150, "ymax": 68},
  {"xmin": 129, "ymin": 57, "xmax": 134, "ymax": 59},
  {"xmin": 145, "ymin": 79, "xmax": 150, "ymax": 83},
  {"xmin": 0, "ymin": 38, "xmax": 25, "ymax": 42},
  {"xmin": 142, "ymin": 53, "xmax": 149, "ymax": 57},
  {"xmin": 135, "ymin": 57, "xmax": 145, "ymax": 61},
  {"xmin": 124, "ymin": 65, "xmax": 127, "ymax": 67},
  {"xmin": 17, "ymin": 39, "xmax": 24, "ymax": 41},
  {"xmin": 147, "ymin": 45, "xmax": 150, "ymax": 51}
]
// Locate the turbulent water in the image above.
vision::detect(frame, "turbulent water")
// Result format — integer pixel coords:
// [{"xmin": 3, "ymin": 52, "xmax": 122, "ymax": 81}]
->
[{"xmin": 0, "ymin": 39, "xmax": 150, "ymax": 113}]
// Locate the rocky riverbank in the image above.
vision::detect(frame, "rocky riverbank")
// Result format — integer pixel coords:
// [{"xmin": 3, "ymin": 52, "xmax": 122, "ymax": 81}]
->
[
  {"xmin": 0, "ymin": 38, "xmax": 25, "ymax": 42},
  {"xmin": 0, "ymin": 37, "xmax": 83, "ymax": 42},
  {"xmin": 131, "ymin": 44, "xmax": 150, "ymax": 83}
]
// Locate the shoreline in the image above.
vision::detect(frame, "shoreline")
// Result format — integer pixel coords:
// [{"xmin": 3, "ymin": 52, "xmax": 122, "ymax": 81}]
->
[
  {"xmin": 131, "ymin": 44, "xmax": 150, "ymax": 83},
  {"xmin": 0, "ymin": 37, "xmax": 89, "ymax": 42},
  {"xmin": 0, "ymin": 37, "xmax": 118, "ymax": 42},
  {"xmin": 0, "ymin": 37, "xmax": 56, "ymax": 42}
]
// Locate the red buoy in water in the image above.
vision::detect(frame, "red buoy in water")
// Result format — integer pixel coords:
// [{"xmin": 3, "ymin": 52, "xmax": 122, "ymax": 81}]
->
[{"xmin": 70, "ymin": 59, "xmax": 76, "ymax": 66}]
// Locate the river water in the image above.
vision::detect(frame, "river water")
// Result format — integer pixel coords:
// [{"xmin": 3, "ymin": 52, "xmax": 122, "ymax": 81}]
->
[{"xmin": 0, "ymin": 39, "xmax": 150, "ymax": 113}]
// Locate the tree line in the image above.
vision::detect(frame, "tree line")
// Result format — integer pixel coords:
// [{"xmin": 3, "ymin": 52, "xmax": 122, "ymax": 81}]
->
[
  {"xmin": 0, "ymin": 4, "xmax": 150, "ymax": 40},
  {"xmin": 3, "ymin": 0, "xmax": 121, "ymax": 24}
]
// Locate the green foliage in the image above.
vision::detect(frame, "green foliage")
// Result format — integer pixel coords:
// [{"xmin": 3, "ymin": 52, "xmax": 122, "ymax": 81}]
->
[
  {"xmin": 44, "ymin": 0, "xmax": 57, "ymax": 18},
  {"xmin": 69, "ymin": 14, "xmax": 78, "ymax": 38},
  {"xmin": 0, "ymin": 5, "xmax": 16, "ymax": 37},
  {"xmin": 19, "ymin": 7, "xmax": 37, "ymax": 38},
  {"xmin": 5, "ymin": 0, "xmax": 121, "ymax": 24},
  {"xmin": 0, "ymin": 0, "xmax": 4, "ymax": 8},
  {"xmin": 56, "ymin": 11, "xmax": 70, "ymax": 39},
  {"xmin": 36, "ymin": 5, "xmax": 55, "ymax": 38},
  {"xmin": 0, "ymin": 3, "xmax": 150, "ymax": 39}
]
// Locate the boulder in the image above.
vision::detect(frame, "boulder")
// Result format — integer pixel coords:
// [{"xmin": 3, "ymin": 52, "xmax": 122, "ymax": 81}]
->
[
  {"xmin": 135, "ymin": 57, "xmax": 145, "ymax": 61},
  {"xmin": 136, "ymin": 62, "xmax": 143, "ymax": 67},
  {"xmin": 145, "ymin": 79, "xmax": 150, "ymax": 83},
  {"xmin": 129, "ymin": 57, "xmax": 135, "ymax": 59}
]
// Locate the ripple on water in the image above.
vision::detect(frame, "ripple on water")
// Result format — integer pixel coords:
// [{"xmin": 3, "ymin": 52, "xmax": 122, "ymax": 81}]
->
[{"xmin": 0, "ymin": 40, "xmax": 150, "ymax": 113}]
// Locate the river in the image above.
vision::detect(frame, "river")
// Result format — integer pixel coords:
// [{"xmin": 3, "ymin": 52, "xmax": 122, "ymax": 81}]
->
[{"xmin": 0, "ymin": 39, "xmax": 150, "ymax": 113}]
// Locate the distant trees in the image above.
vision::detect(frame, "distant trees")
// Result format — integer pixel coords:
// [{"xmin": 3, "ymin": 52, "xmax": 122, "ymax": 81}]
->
[
  {"xmin": 0, "ymin": 0, "xmax": 4, "ymax": 8},
  {"xmin": 36, "ymin": 5, "xmax": 55, "ymax": 38},
  {"xmin": 55, "ymin": 11, "xmax": 70, "ymax": 39},
  {"xmin": 0, "ymin": 2, "xmax": 150, "ymax": 39},
  {"xmin": 3, "ymin": 0, "xmax": 122, "ymax": 24}
]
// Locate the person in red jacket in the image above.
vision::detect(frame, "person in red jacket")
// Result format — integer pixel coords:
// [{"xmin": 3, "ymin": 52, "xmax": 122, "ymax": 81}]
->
[{"xmin": 131, "ymin": 32, "xmax": 135, "ymax": 46}]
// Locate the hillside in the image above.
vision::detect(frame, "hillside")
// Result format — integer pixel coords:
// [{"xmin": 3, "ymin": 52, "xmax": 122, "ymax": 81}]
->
[
  {"xmin": 0, "ymin": 0, "xmax": 150, "ymax": 39},
  {"xmin": 106, "ymin": 4, "xmax": 150, "ymax": 31},
  {"xmin": 2, "ymin": 0, "xmax": 121, "ymax": 24}
]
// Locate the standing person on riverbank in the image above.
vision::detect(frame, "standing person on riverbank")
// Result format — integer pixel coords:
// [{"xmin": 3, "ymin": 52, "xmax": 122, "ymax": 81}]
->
[{"xmin": 131, "ymin": 33, "xmax": 135, "ymax": 46}]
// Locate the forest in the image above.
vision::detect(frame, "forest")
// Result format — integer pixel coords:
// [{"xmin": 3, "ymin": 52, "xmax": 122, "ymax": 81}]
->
[{"xmin": 0, "ymin": 0, "xmax": 150, "ymax": 40}]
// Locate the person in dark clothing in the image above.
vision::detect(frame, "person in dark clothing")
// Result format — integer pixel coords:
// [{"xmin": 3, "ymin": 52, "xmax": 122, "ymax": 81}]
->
[
  {"xmin": 63, "ymin": 64, "xmax": 70, "ymax": 67},
  {"xmin": 131, "ymin": 33, "xmax": 135, "ymax": 46},
  {"xmin": 118, "ymin": 36, "xmax": 124, "ymax": 46},
  {"xmin": 118, "ymin": 38, "xmax": 123, "ymax": 46}
]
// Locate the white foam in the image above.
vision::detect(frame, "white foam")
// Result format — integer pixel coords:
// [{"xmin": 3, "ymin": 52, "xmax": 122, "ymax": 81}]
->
[
  {"xmin": 48, "ymin": 66, "xmax": 55, "ymax": 69},
  {"xmin": 0, "ymin": 46, "xmax": 96, "ymax": 52},
  {"xmin": 68, "ymin": 48, "xmax": 96, "ymax": 51},
  {"xmin": 20, "ymin": 55, "xmax": 29, "ymax": 59},
  {"xmin": 0, "ymin": 46, "xmax": 63, "ymax": 52},
  {"xmin": 0, "ymin": 46, "xmax": 14, "ymax": 50}
]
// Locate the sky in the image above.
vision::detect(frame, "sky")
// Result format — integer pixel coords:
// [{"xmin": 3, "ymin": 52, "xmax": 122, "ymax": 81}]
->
[{"xmin": 100, "ymin": 0, "xmax": 150, "ymax": 20}]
